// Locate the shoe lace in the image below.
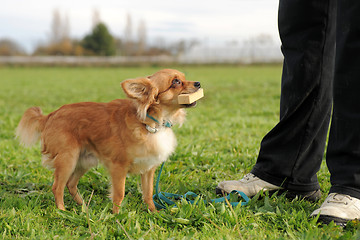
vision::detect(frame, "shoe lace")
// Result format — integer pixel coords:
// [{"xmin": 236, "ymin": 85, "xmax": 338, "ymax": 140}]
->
[
  {"xmin": 243, "ymin": 173, "xmax": 256, "ymax": 181},
  {"xmin": 328, "ymin": 193, "xmax": 352, "ymax": 205}
]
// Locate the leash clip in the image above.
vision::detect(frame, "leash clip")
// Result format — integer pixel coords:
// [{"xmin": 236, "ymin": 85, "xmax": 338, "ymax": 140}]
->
[{"xmin": 146, "ymin": 125, "xmax": 158, "ymax": 133}]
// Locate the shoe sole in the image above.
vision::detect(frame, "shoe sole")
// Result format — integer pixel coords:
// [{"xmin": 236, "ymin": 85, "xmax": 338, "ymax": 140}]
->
[
  {"xmin": 215, "ymin": 188, "xmax": 321, "ymax": 202},
  {"xmin": 317, "ymin": 215, "xmax": 349, "ymax": 227},
  {"xmin": 215, "ymin": 187, "xmax": 226, "ymax": 196},
  {"xmin": 271, "ymin": 189, "xmax": 322, "ymax": 202}
]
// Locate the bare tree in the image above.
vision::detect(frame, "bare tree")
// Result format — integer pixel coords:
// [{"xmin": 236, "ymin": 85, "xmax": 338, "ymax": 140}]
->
[
  {"xmin": 244, "ymin": 34, "xmax": 275, "ymax": 62},
  {"xmin": 50, "ymin": 9, "xmax": 62, "ymax": 43},
  {"xmin": 33, "ymin": 9, "xmax": 83, "ymax": 56},
  {"xmin": 50, "ymin": 9, "xmax": 70, "ymax": 44},
  {"xmin": 172, "ymin": 39, "xmax": 200, "ymax": 56},
  {"xmin": 92, "ymin": 9, "xmax": 101, "ymax": 28},
  {"xmin": 137, "ymin": 19, "xmax": 147, "ymax": 55},
  {"xmin": 62, "ymin": 13, "xmax": 70, "ymax": 40},
  {"xmin": 123, "ymin": 13, "xmax": 133, "ymax": 55}
]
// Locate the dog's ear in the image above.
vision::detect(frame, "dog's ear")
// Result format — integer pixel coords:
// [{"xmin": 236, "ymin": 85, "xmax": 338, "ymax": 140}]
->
[
  {"xmin": 121, "ymin": 77, "xmax": 158, "ymax": 120},
  {"xmin": 121, "ymin": 77, "xmax": 152, "ymax": 99}
]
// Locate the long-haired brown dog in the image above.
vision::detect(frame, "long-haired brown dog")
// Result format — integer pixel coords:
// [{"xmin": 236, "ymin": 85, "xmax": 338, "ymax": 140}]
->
[{"xmin": 16, "ymin": 69, "xmax": 201, "ymax": 213}]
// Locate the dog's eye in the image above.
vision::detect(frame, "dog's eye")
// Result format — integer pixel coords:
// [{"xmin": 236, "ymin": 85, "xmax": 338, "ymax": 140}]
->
[{"xmin": 172, "ymin": 78, "xmax": 182, "ymax": 87}]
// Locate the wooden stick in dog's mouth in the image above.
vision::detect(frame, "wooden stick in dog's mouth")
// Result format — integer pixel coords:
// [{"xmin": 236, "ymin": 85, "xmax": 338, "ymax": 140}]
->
[{"xmin": 177, "ymin": 88, "xmax": 204, "ymax": 105}]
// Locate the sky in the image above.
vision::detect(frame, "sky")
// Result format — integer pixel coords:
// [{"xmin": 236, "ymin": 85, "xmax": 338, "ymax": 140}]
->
[{"xmin": 0, "ymin": 0, "xmax": 280, "ymax": 53}]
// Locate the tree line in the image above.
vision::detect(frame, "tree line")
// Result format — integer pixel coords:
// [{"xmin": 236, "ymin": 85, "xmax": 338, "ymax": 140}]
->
[
  {"xmin": 0, "ymin": 9, "xmax": 280, "ymax": 63},
  {"xmin": 0, "ymin": 10, "xmax": 194, "ymax": 57}
]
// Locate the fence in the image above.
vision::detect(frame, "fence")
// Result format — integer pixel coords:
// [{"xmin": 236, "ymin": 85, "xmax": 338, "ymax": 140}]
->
[{"xmin": 0, "ymin": 46, "xmax": 283, "ymax": 66}]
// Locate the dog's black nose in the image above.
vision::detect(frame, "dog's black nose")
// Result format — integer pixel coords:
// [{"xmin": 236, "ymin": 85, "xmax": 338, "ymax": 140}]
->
[{"xmin": 194, "ymin": 82, "xmax": 201, "ymax": 89}]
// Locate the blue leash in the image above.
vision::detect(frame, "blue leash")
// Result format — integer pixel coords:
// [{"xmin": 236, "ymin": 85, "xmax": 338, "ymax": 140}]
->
[{"xmin": 152, "ymin": 162, "xmax": 250, "ymax": 210}]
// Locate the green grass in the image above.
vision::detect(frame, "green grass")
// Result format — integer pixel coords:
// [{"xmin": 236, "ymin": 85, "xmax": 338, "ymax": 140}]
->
[{"xmin": 1, "ymin": 66, "xmax": 359, "ymax": 239}]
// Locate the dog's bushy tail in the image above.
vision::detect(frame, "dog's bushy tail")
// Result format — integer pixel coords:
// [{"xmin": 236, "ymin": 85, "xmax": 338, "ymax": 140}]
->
[{"xmin": 16, "ymin": 107, "xmax": 47, "ymax": 147}]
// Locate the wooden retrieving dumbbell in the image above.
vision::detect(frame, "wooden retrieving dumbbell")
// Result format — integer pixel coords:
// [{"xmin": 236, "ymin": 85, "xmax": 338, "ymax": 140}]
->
[{"xmin": 177, "ymin": 88, "xmax": 204, "ymax": 104}]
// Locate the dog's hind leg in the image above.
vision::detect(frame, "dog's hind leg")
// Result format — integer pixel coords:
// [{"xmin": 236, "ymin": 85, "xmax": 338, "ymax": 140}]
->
[
  {"xmin": 52, "ymin": 149, "xmax": 80, "ymax": 211},
  {"xmin": 67, "ymin": 151, "xmax": 98, "ymax": 205},
  {"xmin": 66, "ymin": 167, "xmax": 88, "ymax": 205}
]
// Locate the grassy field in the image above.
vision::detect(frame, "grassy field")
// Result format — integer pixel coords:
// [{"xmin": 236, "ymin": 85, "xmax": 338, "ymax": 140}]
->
[{"xmin": 0, "ymin": 66, "xmax": 359, "ymax": 239}]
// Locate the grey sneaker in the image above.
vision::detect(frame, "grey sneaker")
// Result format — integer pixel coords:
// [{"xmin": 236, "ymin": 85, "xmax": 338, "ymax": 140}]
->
[
  {"xmin": 216, "ymin": 173, "xmax": 283, "ymax": 197},
  {"xmin": 311, "ymin": 193, "xmax": 360, "ymax": 227},
  {"xmin": 216, "ymin": 173, "xmax": 322, "ymax": 202}
]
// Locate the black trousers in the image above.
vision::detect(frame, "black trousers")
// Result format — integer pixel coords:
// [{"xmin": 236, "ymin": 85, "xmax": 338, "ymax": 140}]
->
[{"xmin": 251, "ymin": 0, "xmax": 360, "ymax": 199}]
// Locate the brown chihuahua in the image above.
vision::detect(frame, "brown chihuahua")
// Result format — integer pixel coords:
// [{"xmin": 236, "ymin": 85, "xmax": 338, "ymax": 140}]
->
[{"xmin": 16, "ymin": 69, "xmax": 201, "ymax": 213}]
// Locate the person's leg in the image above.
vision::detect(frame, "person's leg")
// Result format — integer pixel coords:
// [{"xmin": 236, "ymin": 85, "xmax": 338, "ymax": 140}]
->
[
  {"xmin": 311, "ymin": 0, "xmax": 360, "ymax": 226},
  {"xmin": 327, "ymin": 0, "xmax": 360, "ymax": 200},
  {"xmin": 217, "ymin": 0, "xmax": 335, "ymax": 197},
  {"xmin": 252, "ymin": 0, "xmax": 336, "ymax": 192}
]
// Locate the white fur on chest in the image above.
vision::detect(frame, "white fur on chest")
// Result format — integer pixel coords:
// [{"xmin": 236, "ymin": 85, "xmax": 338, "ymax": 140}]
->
[{"xmin": 129, "ymin": 128, "xmax": 177, "ymax": 174}]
